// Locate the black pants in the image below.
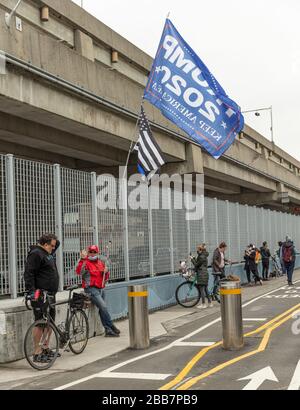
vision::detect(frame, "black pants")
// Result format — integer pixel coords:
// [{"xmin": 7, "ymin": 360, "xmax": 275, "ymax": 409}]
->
[
  {"xmin": 251, "ymin": 266, "xmax": 261, "ymax": 283},
  {"xmin": 245, "ymin": 265, "xmax": 251, "ymax": 283},
  {"xmin": 197, "ymin": 285, "xmax": 211, "ymax": 304},
  {"xmin": 212, "ymin": 270, "xmax": 225, "ymax": 301},
  {"xmin": 262, "ymin": 260, "xmax": 269, "ymax": 279}
]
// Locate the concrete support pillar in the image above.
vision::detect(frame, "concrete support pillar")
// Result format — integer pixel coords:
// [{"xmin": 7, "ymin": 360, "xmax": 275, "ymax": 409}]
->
[
  {"xmin": 162, "ymin": 143, "xmax": 203, "ymax": 175},
  {"xmin": 74, "ymin": 30, "xmax": 94, "ymax": 61}
]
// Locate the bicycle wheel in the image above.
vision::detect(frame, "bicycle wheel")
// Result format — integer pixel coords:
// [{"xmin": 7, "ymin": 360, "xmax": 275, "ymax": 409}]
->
[
  {"xmin": 176, "ymin": 281, "xmax": 201, "ymax": 308},
  {"xmin": 24, "ymin": 320, "xmax": 59, "ymax": 371},
  {"xmin": 68, "ymin": 309, "xmax": 89, "ymax": 355}
]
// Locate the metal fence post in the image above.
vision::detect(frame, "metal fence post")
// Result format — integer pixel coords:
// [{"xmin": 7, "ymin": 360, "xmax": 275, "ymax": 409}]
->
[
  {"xmin": 148, "ymin": 184, "xmax": 155, "ymax": 278},
  {"xmin": 168, "ymin": 188, "xmax": 175, "ymax": 275},
  {"xmin": 54, "ymin": 164, "xmax": 64, "ymax": 292},
  {"xmin": 185, "ymin": 191, "xmax": 191, "ymax": 257},
  {"xmin": 268, "ymin": 209, "xmax": 272, "ymax": 250},
  {"xmin": 214, "ymin": 198, "xmax": 219, "ymax": 246},
  {"xmin": 246, "ymin": 205, "xmax": 250, "ymax": 246},
  {"xmin": 202, "ymin": 195, "xmax": 206, "ymax": 243},
  {"xmin": 253, "ymin": 206, "xmax": 258, "ymax": 245},
  {"xmin": 6, "ymin": 154, "xmax": 17, "ymax": 299},
  {"xmin": 226, "ymin": 200, "xmax": 231, "ymax": 260},
  {"xmin": 91, "ymin": 172, "xmax": 99, "ymax": 246},
  {"xmin": 236, "ymin": 203, "xmax": 241, "ymax": 262},
  {"xmin": 120, "ymin": 177, "xmax": 130, "ymax": 282}
]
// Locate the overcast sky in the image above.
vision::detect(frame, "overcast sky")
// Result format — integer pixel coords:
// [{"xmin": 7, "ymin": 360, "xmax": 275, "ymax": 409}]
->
[{"xmin": 72, "ymin": 0, "xmax": 300, "ymax": 161}]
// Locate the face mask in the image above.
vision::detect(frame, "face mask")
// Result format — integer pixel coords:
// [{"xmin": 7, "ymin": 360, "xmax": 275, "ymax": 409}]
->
[{"xmin": 88, "ymin": 256, "xmax": 98, "ymax": 262}]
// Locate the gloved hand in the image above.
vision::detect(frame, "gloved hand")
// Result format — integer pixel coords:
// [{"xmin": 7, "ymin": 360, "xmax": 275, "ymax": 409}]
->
[{"xmin": 27, "ymin": 291, "xmax": 35, "ymax": 300}]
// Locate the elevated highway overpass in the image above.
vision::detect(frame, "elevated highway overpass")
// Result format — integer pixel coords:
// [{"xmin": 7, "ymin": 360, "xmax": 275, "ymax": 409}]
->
[{"xmin": 0, "ymin": 0, "xmax": 300, "ymax": 211}]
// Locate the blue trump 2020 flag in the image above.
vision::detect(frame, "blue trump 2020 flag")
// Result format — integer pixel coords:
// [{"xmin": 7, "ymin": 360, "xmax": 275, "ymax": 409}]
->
[{"xmin": 144, "ymin": 19, "xmax": 244, "ymax": 159}]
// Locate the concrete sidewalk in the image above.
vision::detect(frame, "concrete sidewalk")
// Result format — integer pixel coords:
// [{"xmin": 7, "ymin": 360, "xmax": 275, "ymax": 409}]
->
[{"xmin": 0, "ymin": 271, "xmax": 299, "ymax": 389}]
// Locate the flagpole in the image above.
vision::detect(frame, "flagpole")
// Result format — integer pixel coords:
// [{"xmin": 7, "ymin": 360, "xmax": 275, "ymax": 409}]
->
[{"xmin": 121, "ymin": 98, "xmax": 144, "ymax": 180}]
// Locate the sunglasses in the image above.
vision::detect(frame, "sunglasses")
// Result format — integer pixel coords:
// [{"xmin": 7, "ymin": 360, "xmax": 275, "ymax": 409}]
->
[{"xmin": 89, "ymin": 251, "xmax": 98, "ymax": 254}]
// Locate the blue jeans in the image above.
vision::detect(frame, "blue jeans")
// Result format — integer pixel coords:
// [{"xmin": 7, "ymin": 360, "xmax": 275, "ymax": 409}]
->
[
  {"xmin": 85, "ymin": 287, "xmax": 113, "ymax": 332},
  {"xmin": 284, "ymin": 262, "xmax": 295, "ymax": 284}
]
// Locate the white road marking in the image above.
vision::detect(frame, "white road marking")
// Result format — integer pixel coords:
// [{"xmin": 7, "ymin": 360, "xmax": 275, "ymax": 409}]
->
[
  {"xmin": 288, "ymin": 360, "xmax": 300, "ymax": 390},
  {"xmin": 243, "ymin": 318, "xmax": 267, "ymax": 322},
  {"xmin": 239, "ymin": 366, "xmax": 279, "ymax": 390},
  {"xmin": 54, "ymin": 281, "xmax": 300, "ymax": 390},
  {"xmin": 173, "ymin": 342, "xmax": 216, "ymax": 347},
  {"xmin": 97, "ymin": 372, "xmax": 171, "ymax": 380}
]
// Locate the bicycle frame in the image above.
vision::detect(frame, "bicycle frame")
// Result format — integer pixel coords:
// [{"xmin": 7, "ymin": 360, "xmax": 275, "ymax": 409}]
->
[{"xmin": 39, "ymin": 288, "xmax": 81, "ymax": 347}]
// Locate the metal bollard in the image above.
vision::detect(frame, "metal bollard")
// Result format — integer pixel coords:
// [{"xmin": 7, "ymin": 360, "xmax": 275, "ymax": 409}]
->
[
  {"xmin": 220, "ymin": 281, "xmax": 244, "ymax": 351},
  {"xmin": 128, "ymin": 285, "xmax": 150, "ymax": 349}
]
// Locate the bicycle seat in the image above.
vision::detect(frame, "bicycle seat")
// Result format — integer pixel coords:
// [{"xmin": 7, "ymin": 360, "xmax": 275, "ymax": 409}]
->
[{"xmin": 66, "ymin": 285, "xmax": 80, "ymax": 291}]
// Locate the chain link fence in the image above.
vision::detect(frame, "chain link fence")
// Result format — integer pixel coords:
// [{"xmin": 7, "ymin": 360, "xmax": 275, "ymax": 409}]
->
[{"xmin": 1, "ymin": 153, "xmax": 300, "ymax": 298}]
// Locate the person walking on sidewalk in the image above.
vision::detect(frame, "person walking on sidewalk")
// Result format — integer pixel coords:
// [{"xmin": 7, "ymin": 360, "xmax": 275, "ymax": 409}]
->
[
  {"xmin": 249, "ymin": 245, "xmax": 263, "ymax": 286},
  {"xmin": 260, "ymin": 242, "xmax": 271, "ymax": 281},
  {"xmin": 212, "ymin": 242, "xmax": 229, "ymax": 303},
  {"xmin": 244, "ymin": 245, "xmax": 253, "ymax": 285},
  {"xmin": 277, "ymin": 241, "xmax": 286, "ymax": 275},
  {"xmin": 282, "ymin": 237, "xmax": 296, "ymax": 286},
  {"xmin": 76, "ymin": 245, "xmax": 121, "ymax": 337},
  {"xmin": 24, "ymin": 233, "xmax": 61, "ymax": 364},
  {"xmin": 191, "ymin": 244, "xmax": 213, "ymax": 309}
]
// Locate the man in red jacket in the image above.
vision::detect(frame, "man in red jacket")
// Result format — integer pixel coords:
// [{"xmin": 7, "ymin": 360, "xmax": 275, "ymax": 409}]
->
[{"xmin": 76, "ymin": 245, "xmax": 120, "ymax": 337}]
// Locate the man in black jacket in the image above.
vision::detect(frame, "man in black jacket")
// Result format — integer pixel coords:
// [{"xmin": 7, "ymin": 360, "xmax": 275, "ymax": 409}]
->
[
  {"xmin": 24, "ymin": 233, "xmax": 60, "ymax": 363},
  {"xmin": 260, "ymin": 242, "xmax": 271, "ymax": 281}
]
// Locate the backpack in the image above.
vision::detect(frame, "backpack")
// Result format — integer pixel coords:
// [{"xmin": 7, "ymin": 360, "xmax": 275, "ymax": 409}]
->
[
  {"xmin": 255, "ymin": 250, "xmax": 261, "ymax": 264},
  {"xmin": 283, "ymin": 246, "xmax": 293, "ymax": 263}
]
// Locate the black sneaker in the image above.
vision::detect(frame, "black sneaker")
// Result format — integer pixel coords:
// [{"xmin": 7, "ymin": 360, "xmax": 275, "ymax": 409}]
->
[
  {"xmin": 33, "ymin": 354, "xmax": 51, "ymax": 363},
  {"xmin": 111, "ymin": 325, "xmax": 121, "ymax": 335},
  {"xmin": 43, "ymin": 349, "xmax": 61, "ymax": 358},
  {"xmin": 105, "ymin": 329, "xmax": 120, "ymax": 338}
]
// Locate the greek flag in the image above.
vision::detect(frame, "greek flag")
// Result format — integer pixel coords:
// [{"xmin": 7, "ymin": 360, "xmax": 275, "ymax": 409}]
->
[{"xmin": 134, "ymin": 106, "xmax": 165, "ymax": 177}]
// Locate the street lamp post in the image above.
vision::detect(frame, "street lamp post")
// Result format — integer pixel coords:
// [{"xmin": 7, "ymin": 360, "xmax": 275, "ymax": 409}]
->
[{"xmin": 242, "ymin": 106, "xmax": 274, "ymax": 145}]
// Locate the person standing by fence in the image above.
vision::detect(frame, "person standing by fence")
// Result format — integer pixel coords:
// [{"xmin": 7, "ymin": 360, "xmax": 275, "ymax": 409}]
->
[
  {"xmin": 249, "ymin": 245, "xmax": 263, "ymax": 286},
  {"xmin": 260, "ymin": 242, "xmax": 271, "ymax": 281},
  {"xmin": 191, "ymin": 244, "xmax": 213, "ymax": 309},
  {"xmin": 277, "ymin": 241, "xmax": 286, "ymax": 275},
  {"xmin": 244, "ymin": 245, "xmax": 252, "ymax": 285},
  {"xmin": 76, "ymin": 245, "xmax": 121, "ymax": 337},
  {"xmin": 24, "ymin": 233, "xmax": 60, "ymax": 363},
  {"xmin": 282, "ymin": 237, "xmax": 296, "ymax": 286},
  {"xmin": 212, "ymin": 242, "xmax": 229, "ymax": 303}
]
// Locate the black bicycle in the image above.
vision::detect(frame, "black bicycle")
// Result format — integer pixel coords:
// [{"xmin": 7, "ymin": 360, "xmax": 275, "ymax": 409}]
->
[{"xmin": 24, "ymin": 285, "xmax": 90, "ymax": 371}]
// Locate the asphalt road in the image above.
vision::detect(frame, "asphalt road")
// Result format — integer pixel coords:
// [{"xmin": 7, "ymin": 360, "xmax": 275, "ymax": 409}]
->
[{"xmin": 14, "ymin": 280, "xmax": 300, "ymax": 391}]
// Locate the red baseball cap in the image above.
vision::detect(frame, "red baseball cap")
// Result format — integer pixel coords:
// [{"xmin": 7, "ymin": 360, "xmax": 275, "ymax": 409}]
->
[{"xmin": 88, "ymin": 245, "xmax": 99, "ymax": 253}]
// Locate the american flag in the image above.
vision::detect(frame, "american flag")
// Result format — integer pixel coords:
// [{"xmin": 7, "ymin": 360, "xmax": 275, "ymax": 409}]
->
[{"xmin": 134, "ymin": 106, "xmax": 165, "ymax": 177}]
